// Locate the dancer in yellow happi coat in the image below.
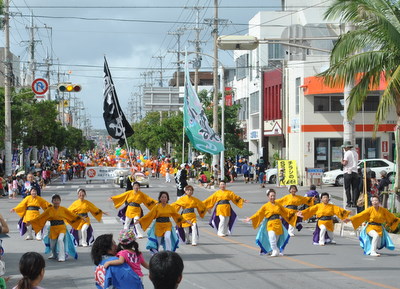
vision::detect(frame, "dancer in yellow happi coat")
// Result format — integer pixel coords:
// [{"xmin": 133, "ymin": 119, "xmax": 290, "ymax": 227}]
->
[
  {"xmin": 136, "ymin": 191, "xmax": 191, "ymax": 253},
  {"xmin": 69, "ymin": 188, "xmax": 106, "ymax": 247},
  {"xmin": 245, "ymin": 189, "xmax": 297, "ymax": 257},
  {"xmin": 344, "ymin": 195, "xmax": 400, "ymax": 256},
  {"xmin": 203, "ymin": 180, "xmax": 248, "ymax": 237},
  {"xmin": 172, "ymin": 185, "xmax": 206, "ymax": 246},
  {"xmin": 28, "ymin": 194, "xmax": 83, "ymax": 262},
  {"xmin": 11, "ymin": 187, "xmax": 51, "ymax": 240},
  {"xmin": 298, "ymin": 192, "xmax": 350, "ymax": 246},
  {"xmin": 109, "ymin": 182, "xmax": 156, "ymax": 237},
  {"xmin": 276, "ymin": 185, "xmax": 314, "ymax": 236}
]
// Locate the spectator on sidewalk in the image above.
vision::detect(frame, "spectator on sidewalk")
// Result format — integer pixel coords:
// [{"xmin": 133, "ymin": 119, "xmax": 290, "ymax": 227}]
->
[{"xmin": 12, "ymin": 252, "xmax": 45, "ymax": 289}]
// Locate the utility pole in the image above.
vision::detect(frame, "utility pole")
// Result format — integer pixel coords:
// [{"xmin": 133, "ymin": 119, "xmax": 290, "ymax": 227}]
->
[
  {"xmin": 4, "ymin": 0, "xmax": 12, "ymax": 176},
  {"xmin": 168, "ymin": 28, "xmax": 185, "ymax": 88},
  {"xmin": 186, "ymin": 6, "xmax": 206, "ymax": 93},
  {"xmin": 212, "ymin": 0, "xmax": 219, "ymax": 168},
  {"xmin": 152, "ymin": 55, "xmax": 165, "ymax": 87}
]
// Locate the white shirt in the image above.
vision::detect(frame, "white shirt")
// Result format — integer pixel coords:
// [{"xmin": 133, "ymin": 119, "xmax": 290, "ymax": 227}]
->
[{"xmin": 343, "ymin": 149, "xmax": 358, "ymax": 174}]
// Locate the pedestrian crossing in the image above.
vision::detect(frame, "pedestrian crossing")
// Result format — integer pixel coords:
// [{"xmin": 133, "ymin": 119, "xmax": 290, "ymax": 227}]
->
[{"xmin": 53, "ymin": 184, "xmax": 120, "ymax": 189}]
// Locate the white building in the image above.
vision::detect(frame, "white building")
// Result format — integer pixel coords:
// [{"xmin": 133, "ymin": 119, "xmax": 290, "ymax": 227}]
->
[{"xmin": 231, "ymin": 0, "xmax": 397, "ymax": 184}]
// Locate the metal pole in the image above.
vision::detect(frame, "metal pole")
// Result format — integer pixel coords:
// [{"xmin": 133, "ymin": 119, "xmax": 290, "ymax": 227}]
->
[
  {"xmin": 4, "ymin": 0, "xmax": 13, "ymax": 176},
  {"xmin": 212, "ymin": 0, "xmax": 219, "ymax": 168},
  {"xmin": 182, "ymin": 127, "xmax": 185, "ymax": 163},
  {"xmin": 219, "ymin": 66, "xmax": 225, "ymax": 179}
]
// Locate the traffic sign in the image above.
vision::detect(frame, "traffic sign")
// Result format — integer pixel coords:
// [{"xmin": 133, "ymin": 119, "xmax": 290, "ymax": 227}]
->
[{"xmin": 31, "ymin": 78, "xmax": 49, "ymax": 95}]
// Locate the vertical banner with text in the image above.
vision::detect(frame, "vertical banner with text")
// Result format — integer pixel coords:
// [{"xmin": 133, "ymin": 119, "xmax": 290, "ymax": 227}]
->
[{"xmin": 277, "ymin": 160, "xmax": 298, "ymax": 186}]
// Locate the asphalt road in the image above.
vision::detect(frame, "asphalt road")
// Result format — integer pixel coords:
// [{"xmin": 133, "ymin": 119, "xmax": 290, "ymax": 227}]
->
[{"xmin": 0, "ymin": 176, "xmax": 399, "ymax": 289}]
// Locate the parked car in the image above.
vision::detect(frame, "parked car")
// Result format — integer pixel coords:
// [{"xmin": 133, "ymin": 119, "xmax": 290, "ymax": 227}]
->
[
  {"xmin": 265, "ymin": 168, "xmax": 278, "ymax": 184},
  {"xmin": 134, "ymin": 172, "xmax": 150, "ymax": 188},
  {"xmin": 322, "ymin": 159, "xmax": 396, "ymax": 186}
]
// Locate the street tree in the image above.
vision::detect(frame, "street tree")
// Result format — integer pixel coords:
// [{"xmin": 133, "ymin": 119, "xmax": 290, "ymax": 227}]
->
[{"xmin": 320, "ymin": 0, "xmax": 400, "ymax": 198}]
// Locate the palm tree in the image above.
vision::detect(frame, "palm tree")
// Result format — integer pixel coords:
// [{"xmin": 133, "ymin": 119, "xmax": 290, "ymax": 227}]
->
[{"xmin": 320, "ymin": 0, "xmax": 400, "ymax": 200}]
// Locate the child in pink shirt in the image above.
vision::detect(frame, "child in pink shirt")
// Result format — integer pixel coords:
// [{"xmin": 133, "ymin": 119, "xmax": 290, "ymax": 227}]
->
[{"xmin": 104, "ymin": 229, "xmax": 149, "ymax": 282}]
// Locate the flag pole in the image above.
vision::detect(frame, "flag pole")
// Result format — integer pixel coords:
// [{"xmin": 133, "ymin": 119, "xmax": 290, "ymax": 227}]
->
[{"xmin": 104, "ymin": 56, "xmax": 134, "ymax": 167}]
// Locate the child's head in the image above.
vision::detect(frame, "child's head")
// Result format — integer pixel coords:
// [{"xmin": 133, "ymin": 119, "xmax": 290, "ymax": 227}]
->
[
  {"xmin": 17, "ymin": 252, "xmax": 45, "ymax": 288},
  {"xmin": 118, "ymin": 229, "xmax": 140, "ymax": 254},
  {"xmin": 310, "ymin": 184, "xmax": 316, "ymax": 190}
]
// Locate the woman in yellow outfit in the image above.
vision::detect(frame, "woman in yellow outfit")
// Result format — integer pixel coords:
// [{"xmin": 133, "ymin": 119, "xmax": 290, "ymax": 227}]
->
[
  {"xmin": 203, "ymin": 180, "xmax": 248, "ymax": 237},
  {"xmin": 136, "ymin": 191, "xmax": 191, "ymax": 253},
  {"xmin": 276, "ymin": 185, "xmax": 314, "ymax": 236},
  {"xmin": 109, "ymin": 181, "xmax": 156, "ymax": 237},
  {"xmin": 298, "ymin": 192, "xmax": 350, "ymax": 246},
  {"xmin": 69, "ymin": 188, "xmax": 105, "ymax": 247},
  {"xmin": 172, "ymin": 185, "xmax": 206, "ymax": 246},
  {"xmin": 27, "ymin": 194, "xmax": 83, "ymax": 262},
  {"xmin": 244, "ymin": 189, "xmax": 297, "ymax": 257},
  {"xmin": 344, "ymin": 195, "xmax": 400, "ymax": 256},
  {"xmin": 11, "ymin": 187, "xmax": 51, "ymax": 241}
]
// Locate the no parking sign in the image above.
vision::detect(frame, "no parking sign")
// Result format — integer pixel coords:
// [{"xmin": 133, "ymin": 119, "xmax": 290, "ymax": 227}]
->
[{"xmin": 31, "ymin": 78, "xmax": 49, "ymax": 97}]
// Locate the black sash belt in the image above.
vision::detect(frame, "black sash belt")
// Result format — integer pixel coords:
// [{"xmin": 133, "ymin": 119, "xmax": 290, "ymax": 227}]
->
[
  {"xmin": 182, "ymin": 208, "xmax": 195, "ymax": 214},
  {"xmin": 268, "ymin": 214, "xmax": 280, "ymax": 220},
  {"xmin": 218, "ymin": 200, "xmax": 230, "ymax": 205},
  {"xmin": 78, "ymin": 213, "xmax": 88, "ymax": 218},
  {"xmin": 286, "ymin": 205, "xmax": 298, "ymax": 210},
  {"xmin": 128, "ymin": 202, "xmax": 140, "ymax": 207},
  {"xmin": 156, "ymin": 217, "xmax": 170, "ymax": 223},
  {"xmin": 368, "ymin": 222, "xmax": 382, "ymax": 226},
  {"xmin": 50, "ymin": 220, "xmax": 65, "ymax": 226},
  {"xmin": 319, "ymin": 216, "xmax": 333, "ymax": 221},
  {"xmin": 26, "ymin": 206, "xmax": 40, "ymax": 211}
]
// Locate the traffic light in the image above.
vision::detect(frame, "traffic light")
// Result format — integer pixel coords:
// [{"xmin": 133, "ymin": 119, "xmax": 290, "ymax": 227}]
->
[{"xmin": 57, "ymin": 83, "xmax": 82, "ymax": 92}]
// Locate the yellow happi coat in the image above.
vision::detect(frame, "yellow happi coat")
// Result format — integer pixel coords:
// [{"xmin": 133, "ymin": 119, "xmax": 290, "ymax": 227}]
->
[
  {"xmin": 172, "ymin": 195, "xmax": 206, "ymax": 228},
  {"xmin": 301, "ymin": 203, "xmax": 350, "ymax": 232},
  {"xmin": 276, "ymin": 194, "xmax": 314, "ymax": 210},
  {"xmin": 13, "ymin": 195, "xmax": 51, "ymax": 222},
  {"xmin": 203, "ymin": 189, "xmax": 244, "ymax": 217},
  {"xmin": 68, "ymin": 199, "xmax": 103, "ymax": 230},
  {"xmin": 139, "ymin": 203, "xmax": 185, "ymax": 237},
  {"xmin": 249, "ymin": 202, "xmax": 297, "ymax": 235},
  {"xmin": 350, "ymin": 206, "xmax": 400, "ymax": 236},
  {"xmin": 111, "ymin": 190, "xmax": 156, "ymax": 218},
  {"xmin": 30, "ymin": 206, "xmax": 83, "ymax": 239}
]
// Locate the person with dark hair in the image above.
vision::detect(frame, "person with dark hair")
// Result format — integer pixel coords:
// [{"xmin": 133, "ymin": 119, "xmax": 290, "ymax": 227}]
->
[
  {"xmin": 276, "ymin": 185, "xmax": 314, "ymax": 237},
  {"xmin": 21, "ymin": 173, "xmax": 41, "ymax": 198},
  {"xmin": 91, "ymin": 234, "xmax": 142, "ymax": 289},
  {"xmin": 136, "ymin": 191, "xmax": 191, "ymax": 253},
  {"xmin": 13, "ymin": 252, "xmax": 45, "ymax": 289},
  {"xmin": 11, "ymin": 188, "xmax": 51, "ymax": 241},
  {"xmin": 149, "ymin": 251, "xmax": 183, "ymax": 289},
  {"xmin": 298, "ymin": 192, "xmax": 350, "ymax": 246},
  {"xmin": 341, "ymin": 141, "xmax": 359, "ymax": 207},
  {"xmin": 344, "ymin": 195, "xmax": 400, "ymax": 257},
  {"xmin": 27, "ymin": 194, "xmax": 83, "ymax": 262},
  {"xmin": 109, "ymin": 181, "xmax": 156, "ymax": 236},
  {"xmin": 172, "ymin": 185, "xmax": 206, "ymax": 246},
  {"xmin": 244, "ymin": 189, "xmax": 297, "ymax": 257},
  {"xmin": 203, "ymin": 180, "xmax": 248, "ymax": 237},
  {"xmin": 69, "ymin": 188, "xmax": 106, "ymax": 247},
  {"xmin": 103, "ymin": 229, "xmax": 148, "ymax": 284}
]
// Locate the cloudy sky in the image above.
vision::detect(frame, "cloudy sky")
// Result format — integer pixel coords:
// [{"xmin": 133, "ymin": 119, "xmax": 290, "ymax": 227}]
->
[{"xmin": 4, "ymin": 0, "xmax": 281, "ymax": 129}]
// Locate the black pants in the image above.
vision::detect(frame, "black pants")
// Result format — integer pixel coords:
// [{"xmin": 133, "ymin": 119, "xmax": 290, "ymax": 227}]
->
[{"xmin": 344, "ymin": 172, "xmax": 359, "ymax": 205}]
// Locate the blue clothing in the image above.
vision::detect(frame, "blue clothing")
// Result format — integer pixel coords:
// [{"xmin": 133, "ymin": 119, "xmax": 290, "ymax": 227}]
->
[
  {"xmin": 146, "ymin": 221, "xmax": 179, "ymax": 252},
  {"xmin": 359, "ymin": 225, "xmax": 395, "ymax": 255},
  {"xmin": 43, "ymin": 228, "xmax": 78, "ymax": 260},
  {"xmin": 95, "ymin": 256, "xmax": 143, "ymax": 289},
  {"xmin": 21, "ymin": 181, "xmax": 41, "ymax": 198},
  {"xmin": 255, "ymin": 218, "xmax": 290, "ymax": 254}
]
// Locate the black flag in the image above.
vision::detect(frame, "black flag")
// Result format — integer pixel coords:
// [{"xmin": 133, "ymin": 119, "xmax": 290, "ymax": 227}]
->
[{"xmin": 103, "ymin": 57, "xmax": 134, "ymax": 146}]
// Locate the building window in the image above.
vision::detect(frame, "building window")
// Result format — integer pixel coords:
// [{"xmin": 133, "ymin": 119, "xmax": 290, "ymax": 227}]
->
[
  {"xmin": 268, "ymin": 43, "xmax": 284, "ymax": 60},
  {"xmin": 236, "ymin": 54, "xmax": 249, "ymax": 81},
  {"xmin": 314, "ymin": 94, "xmax": 379, "ymax": 112},
  {"xmin": 363, "ymin": 95, "xmax": 379, "ymax": 112},
  {"xmin": 238, "ymin": 98, "xmax": 248, "ymax": 121},
  {"xmin": 295, "ymin": 78, "xmax": 301, "ymax": 114},
  {"xmin": 250, "ymin": 91, "xmax": 259, "ymax": 114}
]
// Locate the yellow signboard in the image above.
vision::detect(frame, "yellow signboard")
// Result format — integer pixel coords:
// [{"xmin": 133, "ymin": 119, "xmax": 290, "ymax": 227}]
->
[{"xmin": 277, "ymin": 160, "xmax": 298, "ymax": 186}]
